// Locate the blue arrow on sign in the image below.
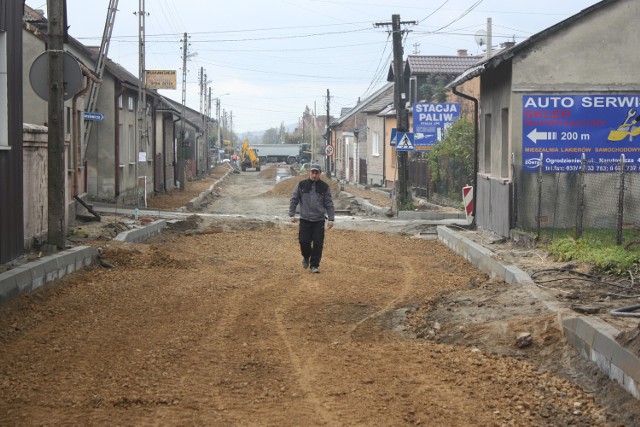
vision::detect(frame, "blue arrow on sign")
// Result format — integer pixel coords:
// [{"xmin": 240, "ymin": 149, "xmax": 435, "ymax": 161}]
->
[{"xmin": 84, "ymin": 112, "xmax": 104, "ymax": 121}]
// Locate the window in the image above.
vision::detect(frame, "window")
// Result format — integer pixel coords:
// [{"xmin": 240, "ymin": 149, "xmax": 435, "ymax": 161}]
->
[
  {"xmin": 501, "ymin": 108, "xmax": 509, "ymax": 178},
  {"xmin": 372, "ymin": 131, "xmax": 380, "ymax": 156},
  {"xmin": 484, "ymin": 114, "xmax": 492, "ymax": 173},
  {"xmin": 65, "ymin": 106, "xmax": 71, "ymax": 134},
  {"xmin": 0, "ymin": 31, "xmax": 8, "ymax": 149},
  {"xmin": 128, "ymin": 124, "xmax": 135, "ymax": 163},
  {"xmin": 118, "ymin": 124, "xmax": 125, "ymax": 165},
  {"xmin": 118, "ymin": 95, "xmax": 123, "ymax": 109},
  {"xmin": 66, "ymin": 107, "xmax": 73, "ymax": 170},
  {"xmin": 128, "ymin": 96, "xmax": 134, "ymax": 111}
]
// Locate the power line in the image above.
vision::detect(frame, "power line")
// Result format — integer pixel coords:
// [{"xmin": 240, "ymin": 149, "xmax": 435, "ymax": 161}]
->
[
  {"xmin": 428, "ymin": 0, "xmax": 484, "ymax": 34},
  {"xmin": 417, "ymin": 0, "xmax": 450, "ymax": 24}
]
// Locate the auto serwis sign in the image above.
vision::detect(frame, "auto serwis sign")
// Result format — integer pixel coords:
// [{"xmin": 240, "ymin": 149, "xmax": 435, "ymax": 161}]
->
[{"xmin": 522, "ymin": 94, "xmax": 640, "ymax": 172}]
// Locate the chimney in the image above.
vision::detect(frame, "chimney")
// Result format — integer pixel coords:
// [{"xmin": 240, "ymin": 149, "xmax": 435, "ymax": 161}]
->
[
  {"xmin": 501, "ymin": 41, "xmax": 516, "ymax": 49},
  {"xmin": 457, "ymin": 49, "xmax": 468, "ymax": 57}
]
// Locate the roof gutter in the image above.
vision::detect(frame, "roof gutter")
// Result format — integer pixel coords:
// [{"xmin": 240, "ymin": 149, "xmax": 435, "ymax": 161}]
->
[
  {"xmin": 451, "ymin": 84, "xmax": 478, "ymax": 228},
  {"xmin": 447, "ymin": 63, "xmax": 486, "ymax": 89}
]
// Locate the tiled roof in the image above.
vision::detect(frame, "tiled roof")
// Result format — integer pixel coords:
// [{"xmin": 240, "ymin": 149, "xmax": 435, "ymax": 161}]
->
[
  {"xmin": 405, "ymin": 55, "xmax": 481, "ymax": 75},
  {"xmin": 333, "ymin": 82, "xmax": 394, "ymax": 125},
  {"xmin": 23, "ymin": 5, "xmax": 46, "ymax": 23},
  {"xmin": 361, "ymin": 84, "xmax": 394, "ymax": 114}
]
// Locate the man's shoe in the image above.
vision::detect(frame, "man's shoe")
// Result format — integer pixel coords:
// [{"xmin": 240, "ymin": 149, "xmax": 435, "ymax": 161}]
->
[
  {"xmin": 302, "ymin": 258, "xmax": 310, "ymax": 269},
  {"xmin": 310, "ymin": 266, "xmax": 320, "ymax": 273}
]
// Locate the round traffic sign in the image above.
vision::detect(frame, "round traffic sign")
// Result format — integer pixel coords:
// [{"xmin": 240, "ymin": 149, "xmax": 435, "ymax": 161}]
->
[
  {"xmin": 29, "ymin": 51, "xmax": 83, "ymax": 101},
  {"xmin": 325, "ymin": 144, "xmax": 334, "ymax": 157}
]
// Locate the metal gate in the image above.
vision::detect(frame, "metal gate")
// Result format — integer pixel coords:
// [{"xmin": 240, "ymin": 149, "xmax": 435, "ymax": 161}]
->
[
  {"xmin": 359, "ymin": 159, "xmax": 367, "ymax": 185},
  {"xmin": 409, "ymin": 158, "xmax": 429, "ymax": 198}
]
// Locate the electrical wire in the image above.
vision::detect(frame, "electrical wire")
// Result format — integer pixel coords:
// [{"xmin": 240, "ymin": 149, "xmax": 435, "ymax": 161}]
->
[
  {"xmin": 417, "ymin": 0, "xmax": 450, "ymax": 25},
  {"xmin": 530, "ymin": 268, "xmax": 640, "ymax": 299},
  {"xmin": 425, "ymin": 0, "xmax": 484, "ymax": 35},
  {"xmin": 361, "ymin": 33, "xmax": 391, "ymax": 97}
]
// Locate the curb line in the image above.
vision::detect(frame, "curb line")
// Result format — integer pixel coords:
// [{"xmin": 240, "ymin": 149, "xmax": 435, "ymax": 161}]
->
[
  {"xmin": 437, "ymin": 225, "xmax": 640, "ymax": 400},
  {"xmin": 187, "ymin": 167, "xmax": 235, "ymax": 210},
  {"xmin": 0, "ymin": 246, "xmax": 98, "ymax": 304}
]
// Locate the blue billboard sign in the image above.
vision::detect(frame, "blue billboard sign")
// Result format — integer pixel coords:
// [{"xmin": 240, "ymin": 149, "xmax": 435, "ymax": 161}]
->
[
  {"xmin": 522, "ymin": 94, "xmax": 640, "ymax": 172},
  {"xmin": 412, "ymin": 103, "xmax": 460, "ymax": 150}
]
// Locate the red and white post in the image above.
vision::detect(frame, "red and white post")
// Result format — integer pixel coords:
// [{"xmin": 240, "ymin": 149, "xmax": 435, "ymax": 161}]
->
[{"xmin": 462, "ymin": 186, "xmax": 474, "ymax": 225}]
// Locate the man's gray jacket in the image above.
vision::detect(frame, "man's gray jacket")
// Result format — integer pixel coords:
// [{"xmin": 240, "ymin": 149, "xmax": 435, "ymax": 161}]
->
[{"xmin": 289, "ymin": 178, "xmax": 335, "ymax": 222}]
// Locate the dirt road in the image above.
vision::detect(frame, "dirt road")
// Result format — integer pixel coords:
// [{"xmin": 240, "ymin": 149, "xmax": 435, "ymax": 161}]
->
[{"xmin": 1, "ymin": 166, "xmax": 638, "ymax": 425}]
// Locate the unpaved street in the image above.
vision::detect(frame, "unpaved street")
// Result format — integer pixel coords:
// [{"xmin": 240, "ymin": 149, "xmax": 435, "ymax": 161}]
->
[{"xmin": 1, "ymin": 167, "xmax": 639, "ymax": 425}]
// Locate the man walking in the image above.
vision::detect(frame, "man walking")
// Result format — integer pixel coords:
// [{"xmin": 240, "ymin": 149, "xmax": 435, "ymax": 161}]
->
[{"xmin": 289, "ymin": 164, "xmax": 335, "ymax": 273}]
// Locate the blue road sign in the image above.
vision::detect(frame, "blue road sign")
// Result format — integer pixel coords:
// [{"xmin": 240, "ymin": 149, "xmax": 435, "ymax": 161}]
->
[
  {"xmin": 390, "ymin": 128, "xmax": 397, "ymax": 146},
  {"xmin": 84, "ymin": 112, "xmax": 104, "ymax": 121},
  {"xmin": 412, "ymin": 103, "xmax": 460, "ymax": 150},
  {"xmin": 522, "ymin": 94, "xmax": 640, "ymax": 173},
  {"xmin": 395, "ymin": 132, "xmax": 414, "ymax": 152}
]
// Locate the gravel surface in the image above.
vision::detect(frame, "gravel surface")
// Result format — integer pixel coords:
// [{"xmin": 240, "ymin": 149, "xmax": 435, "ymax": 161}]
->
[{"xmin": 1, "ymin": 164, "xmax": 639, "ymax": 426}]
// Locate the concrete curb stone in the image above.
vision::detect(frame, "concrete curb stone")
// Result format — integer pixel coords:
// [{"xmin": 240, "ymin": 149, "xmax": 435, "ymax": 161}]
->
[
  {"xmin": 437, "ymin": 225, "xmax": 640, "ymax": 400},
  {"xmin": 0, "ymin": 246, "xmax": 99, "ymax": 305},
  {"xmin": 187, "ymin": 167, "xmax": 235, "ymax": 211}
]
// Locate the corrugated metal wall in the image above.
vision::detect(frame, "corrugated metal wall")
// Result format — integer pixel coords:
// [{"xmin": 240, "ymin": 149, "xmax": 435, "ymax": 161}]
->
[
  {"xmin": 477, "ymin": 175, "xmax": 511, "ymax": 237},
  {"xmin": 0, "ymin": 0, "xmax": 25, "ymax": 263}
]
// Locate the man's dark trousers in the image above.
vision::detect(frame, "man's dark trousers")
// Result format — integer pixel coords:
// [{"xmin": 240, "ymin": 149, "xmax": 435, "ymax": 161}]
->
[{"xmin": 299, "ymin": 219, "xmax": 325, "ymax": 268}]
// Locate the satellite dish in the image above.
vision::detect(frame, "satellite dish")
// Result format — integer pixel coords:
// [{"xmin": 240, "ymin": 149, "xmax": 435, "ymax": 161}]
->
[{"xmin": 474, "ymin": 30, "xmax": 487, "ymax": 47}]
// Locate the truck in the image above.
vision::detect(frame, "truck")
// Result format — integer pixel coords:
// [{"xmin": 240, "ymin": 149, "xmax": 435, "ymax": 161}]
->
[
  {"xmin": 253, "ymin": 143, "xmax": 309, "ymax": 165},
  {"xmin": 240, "ymin": 140, "xmax": 261, "ymax": 171}
]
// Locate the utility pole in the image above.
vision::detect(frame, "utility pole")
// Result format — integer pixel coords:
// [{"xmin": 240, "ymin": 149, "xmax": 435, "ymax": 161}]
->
[
  {"xmin": 199, "ymin": 67, "xmax": 204, "ymax": 115},
  {"xmin": 486, "ymin": 18, "xmax": 493, "ymax": 59},
  {"xmin": 136, "ymin": 0, "xmax": 147, "ymax": 207},
  {"xmin": 375, "ymin": 14, "xmax": 416, "ymax": 210},
  {"xmin": 326, "ymin": 89, "xmax": 330, "ymax": 175},
  {"xmin": 216, "ymin": 98, "xmax": 221, "ymax": 162},
  {"xmin": 47, "ymin": 0, "xmax": 66, "ymax": 250},
  {"xmin": 207, "ymin": 87, "xmax": 212, "ymax": 169},
  {"xmin": 201, "ymin": 73, "xmax": 211, "ymax": 171},
  {"xmin": 312, "ymin": 101, "xmax": 316, "ymax": 163},
  {"xmin": 178, "ymin": 32, "xmax": 189, "ymax": 190}
]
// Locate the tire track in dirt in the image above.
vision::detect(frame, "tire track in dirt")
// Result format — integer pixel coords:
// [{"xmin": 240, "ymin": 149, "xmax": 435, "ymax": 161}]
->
[
  {"xmin": 273, "ymin": 303, "xmax": 339, "ymax": 426},
  {"xmin": 344, "ymin": 257, "xmax": 419, "ymax": 336}
]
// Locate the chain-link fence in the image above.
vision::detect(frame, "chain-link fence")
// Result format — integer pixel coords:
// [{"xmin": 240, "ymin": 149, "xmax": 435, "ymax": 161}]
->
[{"xmin": 513, "ymin": 153, "xmax": 640, "ymax": 245}]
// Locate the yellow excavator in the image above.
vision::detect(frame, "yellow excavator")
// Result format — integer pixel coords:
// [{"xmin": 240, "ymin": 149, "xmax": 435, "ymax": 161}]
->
[{"xmin": 240, "ymin": 140, "xmax": 260, "ymax": 171}]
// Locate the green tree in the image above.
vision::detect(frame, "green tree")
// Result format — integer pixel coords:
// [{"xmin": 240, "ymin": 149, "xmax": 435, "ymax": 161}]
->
[
  {"xmin": 262, "ymin": 128, "xmax": 279, "ymax": 144},
  {"xmin": 418, "ymin": 74, "xmax": 454, "ymax": 103},
  {"xmin": 427, "ymin": 118, "xmax": 474, "ymax": 202}
]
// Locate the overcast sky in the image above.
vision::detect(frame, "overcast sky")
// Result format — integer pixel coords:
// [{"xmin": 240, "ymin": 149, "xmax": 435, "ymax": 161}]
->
[{"xmin": 28, "ymin": 0, "xmax": 600, "ymax": 134}]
